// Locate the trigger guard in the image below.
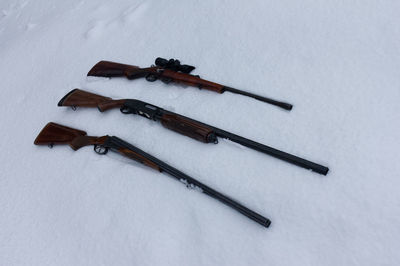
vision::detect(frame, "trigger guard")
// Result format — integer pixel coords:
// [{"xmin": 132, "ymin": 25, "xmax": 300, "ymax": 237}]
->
[
  {"xmin": 120, "ymin": 106, "xmax": 133, "ymax": 114},
  {"xmin": 145, "ymin": 74, "xmax": 157, "ymax": 82},
  {"xmin": 94, "ymin": 145, "xmax": 108, "ymax": 155}
]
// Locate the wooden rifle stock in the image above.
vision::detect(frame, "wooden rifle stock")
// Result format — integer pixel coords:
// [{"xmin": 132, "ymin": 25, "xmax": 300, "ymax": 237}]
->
[
  {"xmin": 34, "ymin": 122, "xmax": 107, "ymax": 150},
  {"xmin": 34, "ymin": 123, "xmax": 161, "ymax": 170},
  {"xmin": 58, "ymin": 89, "xmax": 125, "ymax": 112},
  {"xmin": 88, "ymin": 61, "xmax": 141, "ymax": 77}
]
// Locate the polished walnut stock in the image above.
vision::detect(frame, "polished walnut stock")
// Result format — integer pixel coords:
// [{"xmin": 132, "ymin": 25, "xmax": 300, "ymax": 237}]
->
[
  {"xmin": 34, "ymin": 123, "xmax": 162, "ymax": 170},
  {"xmin": 88, "ymin": 61, "xmax": 155, "ymax": 80},
  {"xmin": 58, "ymin": 89, "xmax": 125, "ymax": 112},
  {"xmin": 34, "ymin": 122, "xmax": 107, "ymax": 150},
  {"xmin": 87, "ymin": 61, "xmax": 141, "ymax": 77}
]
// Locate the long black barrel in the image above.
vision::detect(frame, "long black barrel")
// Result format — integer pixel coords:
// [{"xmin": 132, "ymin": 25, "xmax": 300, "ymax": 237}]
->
[
  {"xmin": 223, "ymin": 86, "xmax": 293, "ymax": 111},
  {"xmin": 161, "ymin": 110, "xmax": 329, "ymax": 175},
  {"xmin": 213, "ymin": 128, "xmax": 329, "ymax": 175},
  {"xmin": 105, "ymin": 136, "xmax": 271, "ymax": 228}
]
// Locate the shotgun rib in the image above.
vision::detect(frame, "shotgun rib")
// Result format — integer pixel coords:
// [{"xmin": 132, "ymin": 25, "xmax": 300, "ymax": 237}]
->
[
  {"xmin": 34, "ymin": 122, "xmax": 271, "ymax": 228},
  {"xmin": 59, "ymin": 89, "xmax": 329, "ymax": 175}
]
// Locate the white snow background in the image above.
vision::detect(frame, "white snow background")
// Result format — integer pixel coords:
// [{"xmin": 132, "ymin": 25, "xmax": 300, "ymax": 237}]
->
[{"xmin": 1, "ymin": 0, "xmax": 399, "ymax": 265}]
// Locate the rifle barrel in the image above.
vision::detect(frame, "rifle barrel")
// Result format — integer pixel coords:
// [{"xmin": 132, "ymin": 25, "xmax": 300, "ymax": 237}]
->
[{"xmin": 223, "ymin": 86, "xmax": 293, "ymax": 110}]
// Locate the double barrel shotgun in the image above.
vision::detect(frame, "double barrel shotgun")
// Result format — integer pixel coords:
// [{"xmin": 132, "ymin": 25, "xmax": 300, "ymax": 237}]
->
[
  {"xmin": 58, "ymin": 89, "xmax": 329, "ymax": 175},
  {"xmin": 34, "ymin": 122, "xmax": 271, "ymax": 228},
  {"xmin": 87, "ymin": 58, "xmax": 293, "ymax": 110}
]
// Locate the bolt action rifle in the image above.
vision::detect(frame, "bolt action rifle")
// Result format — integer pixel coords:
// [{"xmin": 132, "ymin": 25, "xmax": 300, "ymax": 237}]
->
[
  {"xmin": 87, "ymin": 58, "xmax": 293, "ymax": 110},
  {"xmin": 58, "ymin": 89, "xmax": 329, "ymax": 175},
  {"xmin": 34, "ymin": 122, "xmax": 271, "ymax": 228}
]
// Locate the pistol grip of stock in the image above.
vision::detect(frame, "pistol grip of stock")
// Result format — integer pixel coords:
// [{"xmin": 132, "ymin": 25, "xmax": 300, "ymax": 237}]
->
[{"xmin": 160, "ymin": 114, "xmax": 217, "ymax": 143}]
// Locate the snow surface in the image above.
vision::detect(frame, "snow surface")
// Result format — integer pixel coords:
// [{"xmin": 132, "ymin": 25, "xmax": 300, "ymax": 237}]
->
[{"xmin": 1, "ymin": 0, "xmax": 399, "ymax": 265}]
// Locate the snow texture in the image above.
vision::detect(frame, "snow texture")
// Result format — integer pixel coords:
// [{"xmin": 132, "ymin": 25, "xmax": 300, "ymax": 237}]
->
[{"xmin": 1, "ymin": 0, "xmax": 399, "ymax": 265}]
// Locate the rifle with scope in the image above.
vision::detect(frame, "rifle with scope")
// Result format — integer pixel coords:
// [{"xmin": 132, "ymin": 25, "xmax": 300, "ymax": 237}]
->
[
  {"xmin": 34, "ymin": 122, "xmax": 271, "ymax": 228},
  {"xmin": 87, "ymin": 58, "xmax": 293, "ymax": 111},
  {"xmin": 58, "ymin": 89, "xmax": 329, "ymax": 175}
]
